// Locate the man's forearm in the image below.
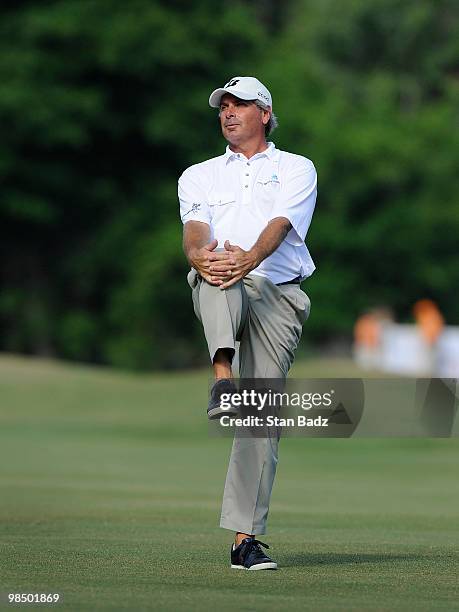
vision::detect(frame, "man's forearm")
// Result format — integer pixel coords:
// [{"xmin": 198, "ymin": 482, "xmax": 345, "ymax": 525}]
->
[
  {"xmin": 183, "ymin": 221, "xmax": 211, "ymax": 265},
  {"xmin": 249, "ymin": 216, "xmax": 292, "ymax": 268}
]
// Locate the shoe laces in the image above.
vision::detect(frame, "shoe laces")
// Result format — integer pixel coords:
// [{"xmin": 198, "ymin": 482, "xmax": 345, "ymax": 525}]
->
[{"xmin": 241, "ymin": 538, "xmax": 269, "ymax": 559}]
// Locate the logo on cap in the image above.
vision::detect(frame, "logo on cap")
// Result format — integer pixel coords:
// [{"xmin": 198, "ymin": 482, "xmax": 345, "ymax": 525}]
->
[
  {"xmin": 226, "ymin": 78, "xmax": 240, "ymax": 88},
  {"xmin": 258, "ymin": 91, "xmax": 269, "ymax": 103}
]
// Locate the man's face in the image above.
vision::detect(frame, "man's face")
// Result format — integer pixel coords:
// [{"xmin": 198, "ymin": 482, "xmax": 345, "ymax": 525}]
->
[{"xmin": 219, "ymin": 93, "xmax": 270, "ymax": 145}]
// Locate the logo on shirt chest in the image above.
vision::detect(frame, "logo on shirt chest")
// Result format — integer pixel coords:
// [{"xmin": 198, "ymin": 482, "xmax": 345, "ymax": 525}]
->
[{"xmin": 257, "ymin": 173, "xmax": 280, "ymax": 186}]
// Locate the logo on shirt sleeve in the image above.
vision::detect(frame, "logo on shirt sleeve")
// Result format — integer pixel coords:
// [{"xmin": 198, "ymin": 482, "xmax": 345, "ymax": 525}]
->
[{"xmin": 182, "ymin": 202, "xmax": 202, "ymax": 218}]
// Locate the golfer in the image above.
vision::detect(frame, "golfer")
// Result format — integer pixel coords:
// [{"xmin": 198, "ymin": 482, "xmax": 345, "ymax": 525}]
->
[{"xmin": 178, "ymin": 76, "xmax": 317, "ymax": 570}]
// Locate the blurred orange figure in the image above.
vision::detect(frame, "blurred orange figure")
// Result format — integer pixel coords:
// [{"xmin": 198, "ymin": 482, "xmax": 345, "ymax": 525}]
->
[
  {"xmin": 353, "ymin": 309, "xmax": 393, "ymax": 370},
  {"xmin": 354, "ymin": 313, "xmax": 380, "ymax": 348},
  {"xmin": 413, "ymin": 299, "xmax": 444, "ymax": 345}
]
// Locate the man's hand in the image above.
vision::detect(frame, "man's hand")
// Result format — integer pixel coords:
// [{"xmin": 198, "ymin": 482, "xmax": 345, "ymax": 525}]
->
[
  {"xmin": 188, "ymin": 239, "xmax": 235, "ymax": 286},
  {"xmin": 184, "ymin": 217, "xmax": 291, "ymax": 289},
  {"xmin": 208, "ymin": 240, "xmax": 259, "ymax": 289},
  {"xmin": 208, "ymin": 217, "xmax": 292, "ymax": 289}
]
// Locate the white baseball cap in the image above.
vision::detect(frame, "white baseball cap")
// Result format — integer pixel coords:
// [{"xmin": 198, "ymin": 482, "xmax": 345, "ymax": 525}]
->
[{"xmin": 209, "ymin": 76, "xmax": 272, "ymax": 109}]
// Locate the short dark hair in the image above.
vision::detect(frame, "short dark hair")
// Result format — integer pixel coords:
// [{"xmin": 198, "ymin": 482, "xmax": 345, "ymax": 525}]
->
[{"xmin": 255, "ymin": 101, "xmax": 278, "ymax": 136}]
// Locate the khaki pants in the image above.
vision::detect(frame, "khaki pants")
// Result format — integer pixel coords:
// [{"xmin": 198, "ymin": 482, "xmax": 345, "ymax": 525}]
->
[{"xmin": 188, "ymin": 270, "xmax": 310, "ymax": 535}]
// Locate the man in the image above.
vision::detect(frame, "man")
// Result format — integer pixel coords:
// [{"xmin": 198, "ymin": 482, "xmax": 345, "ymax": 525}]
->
[{"xmin": 178, "ymin": 76, "xmax": 317, "ymax": 570}]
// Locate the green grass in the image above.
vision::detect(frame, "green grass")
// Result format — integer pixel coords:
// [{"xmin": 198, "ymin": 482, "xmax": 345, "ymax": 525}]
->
[{"xmin": 0, "ymin": 354, "xmax": 458, "ymax": 611}]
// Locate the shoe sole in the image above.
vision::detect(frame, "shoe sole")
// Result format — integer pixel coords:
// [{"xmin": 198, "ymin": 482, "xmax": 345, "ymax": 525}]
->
[
  {"xmin": 231, "ymin": 562, "xmax": 278, "ymax": 570},
  {"xmin": 207, "ymin": 407, "xmax": 239, "ymax": 420}
]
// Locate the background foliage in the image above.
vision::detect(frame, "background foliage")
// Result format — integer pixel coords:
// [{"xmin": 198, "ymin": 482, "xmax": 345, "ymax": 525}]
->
[{"xmin": 1, "ymin": 0, "xmax": 458, "ymax": 369}]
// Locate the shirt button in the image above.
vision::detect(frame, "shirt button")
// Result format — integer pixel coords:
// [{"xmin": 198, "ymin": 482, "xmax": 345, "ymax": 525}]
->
[
  {"xmin": 246, "ymin": 162, "xmax": 250, "ymax": 166},
  {"xmin": 244, "ymin": 185, "xmax": 248, "ymax": 188},
  {"xmin": 245, "ymin": 173, "xmax": 249, "ymax": 176}
]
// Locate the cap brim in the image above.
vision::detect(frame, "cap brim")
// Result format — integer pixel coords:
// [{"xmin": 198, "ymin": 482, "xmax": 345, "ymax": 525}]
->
[{"xmin": 208, "ymin": 87, "xmax": 257, "ymax": 108}]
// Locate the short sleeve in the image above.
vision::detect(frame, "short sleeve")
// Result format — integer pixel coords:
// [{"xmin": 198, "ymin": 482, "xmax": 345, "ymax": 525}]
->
[
  {"xmin": 270, "ymin": 159, "xmax": 317, "ymax": 246},
  {"xmin": 178, "ymin": 168, "xmax": 211, "ymax": 226}
]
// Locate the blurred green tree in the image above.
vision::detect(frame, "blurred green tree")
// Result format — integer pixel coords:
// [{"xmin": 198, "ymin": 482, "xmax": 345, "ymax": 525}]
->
[
  {"xmin": 0, "ymin": 0, "xmax": 457, "ymax": 368},
  {"xmin": 262, "ymin": 0, "xmax": 459, "ymax": 341},
  {"xmin": 0, "ymin": 0, "xmax": 266, "ymax": 368}
]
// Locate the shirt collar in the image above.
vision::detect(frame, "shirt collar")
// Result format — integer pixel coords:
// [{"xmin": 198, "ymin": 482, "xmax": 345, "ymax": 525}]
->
[{"xmin": 224, "ymin": 141, "xmax": 276, "ymax": 164}]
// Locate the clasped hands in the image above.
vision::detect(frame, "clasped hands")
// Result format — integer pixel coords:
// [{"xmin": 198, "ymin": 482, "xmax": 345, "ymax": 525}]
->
[{"xmin": 190, "ymin": 239, "xmax": 259, "ymax": 289}]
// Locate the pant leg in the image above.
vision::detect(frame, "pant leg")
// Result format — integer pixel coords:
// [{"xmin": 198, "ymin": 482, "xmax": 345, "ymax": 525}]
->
[
  {"xmin": 220, "ymin": 275, "xmax": 310, "ymax": 535},
  {"xmin": 188, "ymin": 269, "xmax": 248, "ymax": 362}
]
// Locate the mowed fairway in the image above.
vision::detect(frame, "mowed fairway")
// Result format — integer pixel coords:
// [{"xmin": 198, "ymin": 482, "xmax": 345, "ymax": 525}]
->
[{"xmin": 0, "ymin": 355, "xmax": 458, "ymax": 611}]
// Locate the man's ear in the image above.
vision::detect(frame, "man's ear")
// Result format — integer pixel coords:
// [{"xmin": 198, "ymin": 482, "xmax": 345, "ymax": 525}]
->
[{"xmin": 262, "ymin": 109, "xmax": 271, "ymax": 126}]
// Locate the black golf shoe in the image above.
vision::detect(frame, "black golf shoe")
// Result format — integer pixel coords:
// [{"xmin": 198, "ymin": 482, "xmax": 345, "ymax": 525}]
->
[
  {"xmin": 207, "ymin": 378, "xmax": 239, "ymax": 420},
  {"xmin": 230, "ymin": 537, "xmax": 278, "ymax": 570}
]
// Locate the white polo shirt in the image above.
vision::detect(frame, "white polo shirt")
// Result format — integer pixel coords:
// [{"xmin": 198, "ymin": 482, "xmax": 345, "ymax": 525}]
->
[{"xmin": 178, "ymin": 142, "xmax": 317, "ymax": 284}]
